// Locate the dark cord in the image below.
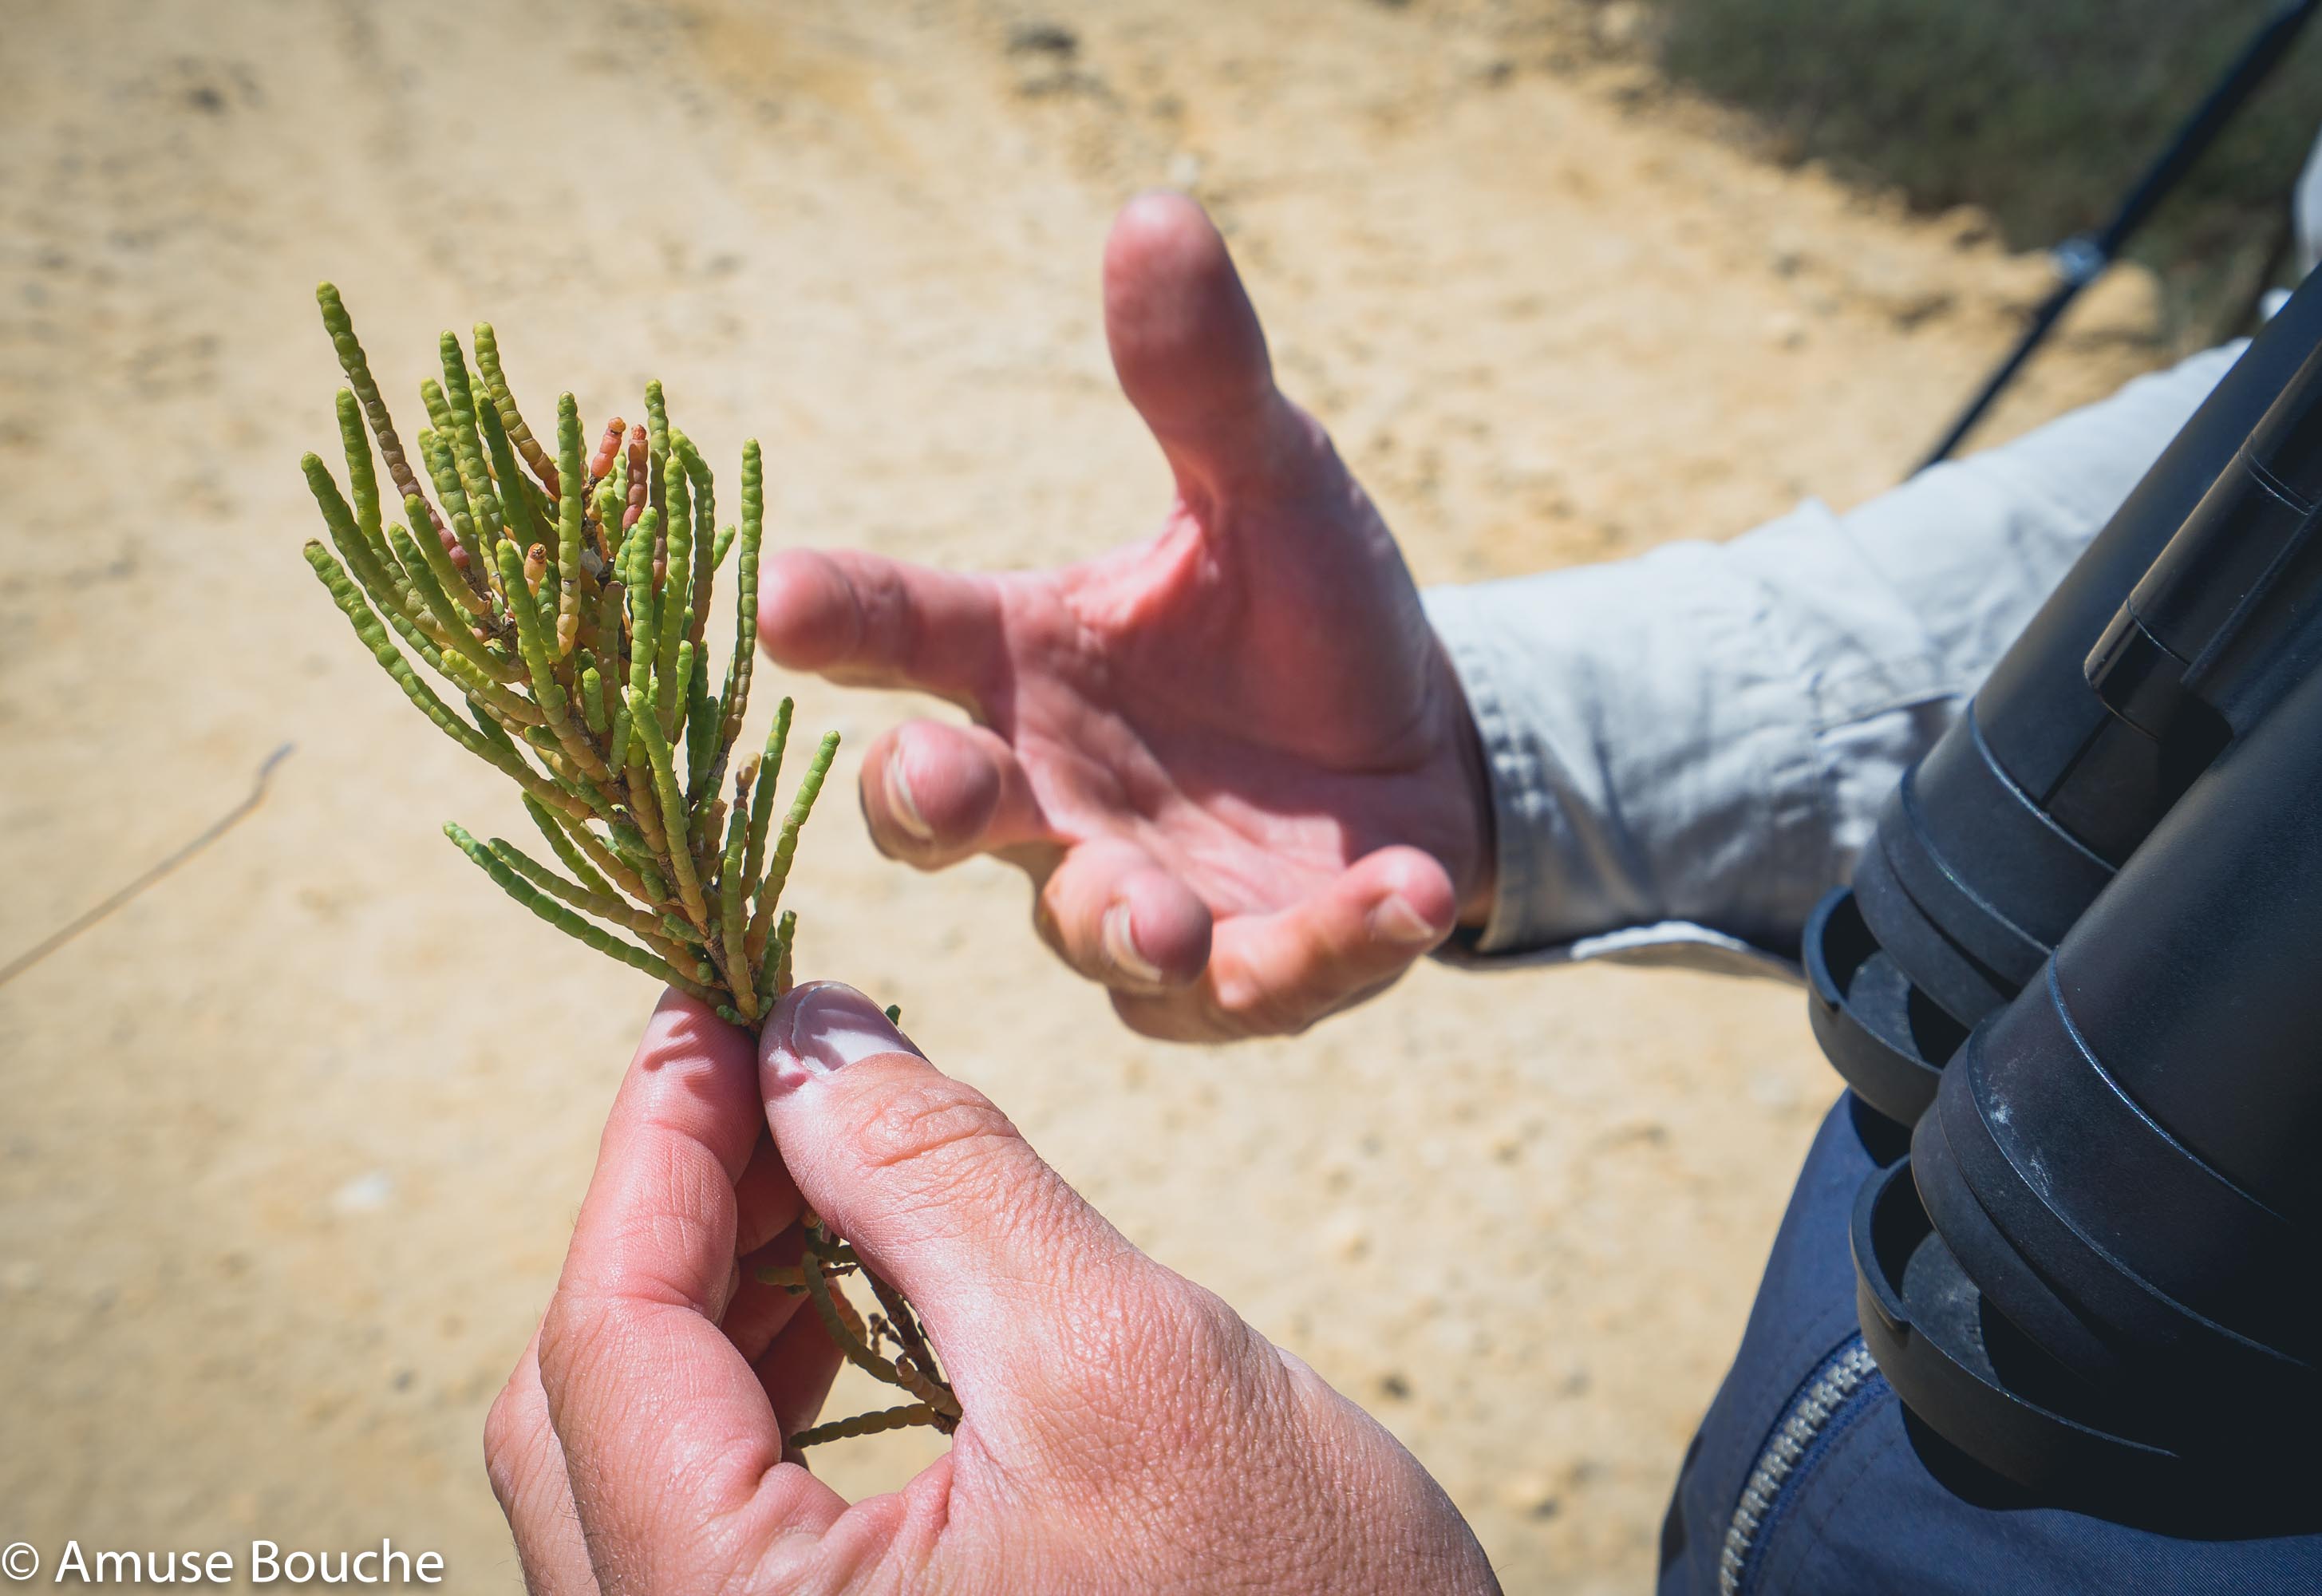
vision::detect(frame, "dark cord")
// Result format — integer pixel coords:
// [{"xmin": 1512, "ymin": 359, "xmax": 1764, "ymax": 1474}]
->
[
  {"xmin": 0, "ymin": 742, "xmax": 295, "ymax": 989},
  {"xmin": 1918, "ymin": 0, "xmax": 2322, "ymax": 472}
]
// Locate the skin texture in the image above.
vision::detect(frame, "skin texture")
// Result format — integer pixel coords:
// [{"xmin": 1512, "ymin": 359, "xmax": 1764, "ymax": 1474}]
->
[
  {"xmin": 757, "ymin": 192, "xmax": 1496, "ymax": 1041},
  {"xmin": 487, "ymin": 984, "xmax": 1503, "ymax": 1594}
]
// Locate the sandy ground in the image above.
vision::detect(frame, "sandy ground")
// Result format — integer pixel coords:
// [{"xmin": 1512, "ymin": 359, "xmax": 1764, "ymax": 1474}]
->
[{"xmin": 0, "ymin": 2, "xmax": 2172, "ymax": 1590}]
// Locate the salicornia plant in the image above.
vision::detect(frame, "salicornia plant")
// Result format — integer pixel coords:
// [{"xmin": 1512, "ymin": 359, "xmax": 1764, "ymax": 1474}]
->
[{"xmin": 300, "ymin": 286, "xmax": 958, "ymax": 1450}]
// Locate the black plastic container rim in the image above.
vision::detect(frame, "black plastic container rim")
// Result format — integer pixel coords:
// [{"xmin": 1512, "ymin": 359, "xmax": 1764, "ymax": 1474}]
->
[
  {"xmin": 1852, "ymin": 1159, "xmax": 2171, "ymax": 1477},
  {"xmin": 1804, "ymin": 887, "xmax": 1946, "ymax": 1128},
  {"xmin": 1850, "ymin": 1156, "xmax": 2322, "ymax": 1533}
]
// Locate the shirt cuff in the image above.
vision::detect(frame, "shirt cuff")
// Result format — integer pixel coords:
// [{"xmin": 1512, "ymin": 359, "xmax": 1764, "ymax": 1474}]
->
[
  {"xmin": 1420, "ymin": 504, "xmax": 1865, "ymax": 969},
  {"xmin": 1432, "ymin": 917, "xmax": 1803, "ymax": 980}
]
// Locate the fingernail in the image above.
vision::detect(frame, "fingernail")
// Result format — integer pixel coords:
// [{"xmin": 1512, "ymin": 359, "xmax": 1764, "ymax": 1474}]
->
[
  {"xmin": 763, "ymin": 981, "xmax": 922, "ymax": 1096},
  {"xmin": 886, "ymin": 749, "xmax": 935, "ymax": 842},
  {"xmin": 1101, "ymin": 901, "xmax": 1165, "ymax": 986},
  {"xmin": 1372, "ymin": 893, "xmax": 1444, "ymax": 946}
]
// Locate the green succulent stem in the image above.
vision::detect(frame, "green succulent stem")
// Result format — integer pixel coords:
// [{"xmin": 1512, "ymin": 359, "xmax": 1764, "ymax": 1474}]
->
[
  {"xmin": 740, "ymin": 697, "xmax": 793, "ymax": 906},
  {"xmin": 442, "ymin": 824, "xmax": 711, "ymax": 1001},
  {"xmin": 523, "ymin": 795, "xmax": 615, "ymax": 899},
  {"xmin": 302, "ymin": 542, "xmax": 586, "ymax": 823},
  {"xmin": 301, "ymin": 296, "xmax": 950, "ymax": 1454},
  {"xmin": 759, "ymin": 907, "xmax": 797, "ymax": 1010},
  {"xmin": 478, "ymin": 381, "xmax": 547, "ymax": 556},
  {"xmin": 335, "ymin": 389, "xmax": 383, "ymax": 547},
  {"xmin": 626, "ymin": 686, "xmax": 709, "ymax": 930},
  {"xmin": 494, "ymin": 540, "xmax": 571, "ymax": 729},
  {"xmin": 747, "ymin": 730, "xmax": 839, "ymax": 966},
  {"xmin": 555, "ymin": 393, "xmax": 587, "ymax": 656},
  {"xmin": 483, "ymin": 835, "xmax": 673, "ymax": 944},
  {"xmin": 718, "ymin": 764, "xmax": 759, "ymax": 1020},
  {"xmin": 474, "ymin": 322, "xmax": 559, "ymax": 496},
  {"xmin": 318, "ymin": 283, "xmax": 443, "ymax": 552}
]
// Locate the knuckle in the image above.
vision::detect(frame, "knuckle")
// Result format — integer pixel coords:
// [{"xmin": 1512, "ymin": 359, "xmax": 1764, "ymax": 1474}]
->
[
  {"xmin": 534, "ymin": 1290, "xmax": 620, "ymax": 1408},
  {"xmin": 480, "ymin": 1390, "xmax": 524, "ymax": 1503},
  {"xmin": 1096, "ymin": 1274, "xmax": 1258, "ymax": 1378},
  {"xmin": 836, "ymin": 1073, "xmax": 1025, "ymax": 1194},
  {"xmin": 1164, "ymin": 1278, "xmax": 1274, "ymax": 1373},
  {"xmin": 855, "ymin": 559, "xmax": 919, "ymax": 666},
  {"xmin": 480, "ymin": 1373, "xmax": 559, "ymax": 1519}
]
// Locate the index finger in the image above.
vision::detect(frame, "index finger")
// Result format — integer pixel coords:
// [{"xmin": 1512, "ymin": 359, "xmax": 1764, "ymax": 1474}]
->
[
  {"xmin": 756, "ymin": 547, "xmax": 1005, "ymax": 705},
  {"xmin": 536, "ymin": 991, "xmax": 845, "ymax": 1591}
]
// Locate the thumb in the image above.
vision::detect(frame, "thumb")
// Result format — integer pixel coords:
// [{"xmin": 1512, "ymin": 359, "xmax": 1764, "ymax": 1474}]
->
[
  {"xmin": 1104, "ymin": 189, "xmax": 1301, "ymax": 500},
  {"xmin": 759, "ymin": 982, "xmax": 1152, "ymax": 1416}
]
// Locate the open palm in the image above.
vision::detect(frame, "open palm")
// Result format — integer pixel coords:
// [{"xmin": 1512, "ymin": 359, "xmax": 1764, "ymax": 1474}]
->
[{"xmin": 760, "ymin": 194, "xmax": 1492, "ymax": 1040}]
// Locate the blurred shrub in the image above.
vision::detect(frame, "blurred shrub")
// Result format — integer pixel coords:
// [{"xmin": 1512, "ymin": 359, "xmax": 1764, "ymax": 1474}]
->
[{"xmin": 1645, "ymin": 0, "xmax": 2322, "ymax": 338}]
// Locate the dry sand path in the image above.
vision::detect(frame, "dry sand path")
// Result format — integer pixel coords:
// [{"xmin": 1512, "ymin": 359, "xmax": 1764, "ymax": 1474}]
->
[{"xmin": 0, "ymin": 2, "xmax": 2166, "ymax": 1588}]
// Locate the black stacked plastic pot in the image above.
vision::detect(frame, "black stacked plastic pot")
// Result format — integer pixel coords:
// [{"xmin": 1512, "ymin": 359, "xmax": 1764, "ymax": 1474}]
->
[
  {"xmin": 1805, "ymin": 271, "xmax": 2322, "ymax": 1525},
  {"xmin": 1859, "ymin": 646, "xmax": 2322, "ymax": 1524},
  {"xmin": 1810, "ymin": 269, "xmax": 2322, "ymax": 1129}
]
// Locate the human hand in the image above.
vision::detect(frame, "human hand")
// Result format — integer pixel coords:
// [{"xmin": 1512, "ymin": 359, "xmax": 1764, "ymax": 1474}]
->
[
  {"xmin": 486, "ymin": 982, "xmax": 1500, "ymax": 1594},
  {"xmin": 758, "ymin": 193, "xmax": 1495, "ymax": 1041}
]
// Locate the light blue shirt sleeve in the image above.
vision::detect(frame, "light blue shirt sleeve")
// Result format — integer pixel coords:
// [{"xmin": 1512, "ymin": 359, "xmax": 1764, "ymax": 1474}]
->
[{"xmin": 1421, "ymin": 342, "xmax": 2244, "ymax": 978}]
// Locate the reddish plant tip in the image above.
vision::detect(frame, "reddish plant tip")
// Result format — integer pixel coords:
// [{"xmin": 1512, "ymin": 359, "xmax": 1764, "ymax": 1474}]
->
[
  {"xmin": 622, "ymin": 423, "xmax": 650, "ymax": 532},
  {"xmin": 589, "ymin": 417, "xmax": 626, "ymax": 484}
]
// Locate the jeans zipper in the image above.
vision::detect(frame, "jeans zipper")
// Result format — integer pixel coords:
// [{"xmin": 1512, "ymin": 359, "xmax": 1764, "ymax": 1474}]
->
[{"xmin": 1717, "ymin": 1335, "xmax": 1881, "ymax": 1596}]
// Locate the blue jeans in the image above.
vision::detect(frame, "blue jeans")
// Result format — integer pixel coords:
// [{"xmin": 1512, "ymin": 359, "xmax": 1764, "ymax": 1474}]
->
[{"xmin": 1656, "ymin": 1094, "xmax": 2322, "ymax": 1595}]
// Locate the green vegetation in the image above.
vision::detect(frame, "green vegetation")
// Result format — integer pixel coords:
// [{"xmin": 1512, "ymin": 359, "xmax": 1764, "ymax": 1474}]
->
[
  {"xmin": 1644, "ymin": 0, "xmax": 2322, "ymax": 338},
  {"xmin": 301, "ymin": 288, "xmax": 957, "ymax": 1449}
]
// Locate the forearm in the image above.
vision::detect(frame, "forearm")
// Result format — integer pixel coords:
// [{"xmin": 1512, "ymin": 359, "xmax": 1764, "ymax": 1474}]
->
[{"xmin": 1427, "ymin": 341, "xmax": 2242, "ymax": 967}]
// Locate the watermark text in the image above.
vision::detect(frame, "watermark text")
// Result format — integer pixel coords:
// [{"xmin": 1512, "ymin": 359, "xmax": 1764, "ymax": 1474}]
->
[{"xmin": 6, "ymin": 1539, "xmax": 444, "ymax": 1585}]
